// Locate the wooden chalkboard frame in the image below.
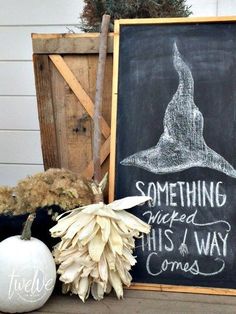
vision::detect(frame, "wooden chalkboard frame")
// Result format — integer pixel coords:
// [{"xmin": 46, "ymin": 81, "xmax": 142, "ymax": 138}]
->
[{"xmin": 109, "ymin": 16, "xmax": 236, "ymax": 296}]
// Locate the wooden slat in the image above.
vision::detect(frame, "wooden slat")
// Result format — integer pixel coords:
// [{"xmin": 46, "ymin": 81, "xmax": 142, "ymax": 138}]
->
[
  {"xmin": 49, "ymin": 55, "xmax": 110, "ymax": 139},
  {"xmin": 109, "ymin": 21, "xmax": 120, "ymax": 202},
  {"xmin": 51, "ymin": 55, "xmax": 93, "ymax": 174},
  {"xmin": 49, "ymin": 54, "xmax": 111, "ymax": 178},
  {"xmin": 50, "ymin": 59, "xmax": 69, "ymax": 169},
  {"xmin": 32, "ymin": 33, "xmax": 114, "ymax": 54},
  {"xmin": 33, "ymin": 55, "xmax": 60, "ymax": 169},
  {"xmin": 64, "ymin": 55, "xmax": 93, "ymax": 175},
  {"xmin": 129, "ymin": 283, "xmax": 236, "ymax": 296},
  {"xmin": 116, "ymin": 16, "xmax": 236, "ymax": 25}
]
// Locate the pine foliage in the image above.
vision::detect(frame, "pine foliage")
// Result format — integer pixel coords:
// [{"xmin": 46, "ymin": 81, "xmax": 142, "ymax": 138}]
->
[{"xmin": 80, "ymin": 0, "xmax": 192, "ymax": 32}]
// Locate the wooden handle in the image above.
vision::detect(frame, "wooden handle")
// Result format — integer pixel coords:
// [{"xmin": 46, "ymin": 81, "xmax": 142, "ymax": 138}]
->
[{"xmin": 93, "ymin": 14, "xmax": 111, "ymax": 184}]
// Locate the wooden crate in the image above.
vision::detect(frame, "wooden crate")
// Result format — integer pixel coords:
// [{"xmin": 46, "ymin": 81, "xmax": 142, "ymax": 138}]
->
[{"xmin": 32, "ymin": 33, "xmax": 114, "ymax": 179}]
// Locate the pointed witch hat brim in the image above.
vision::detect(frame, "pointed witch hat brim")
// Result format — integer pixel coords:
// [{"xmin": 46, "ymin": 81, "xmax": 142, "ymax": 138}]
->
[{"xmin": 121, "ymin": 43, "xmax": 236, "ymax": 179}]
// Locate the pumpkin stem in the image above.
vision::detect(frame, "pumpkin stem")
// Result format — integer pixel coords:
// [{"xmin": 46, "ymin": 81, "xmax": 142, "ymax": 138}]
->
[{"xmin": 21, "ymin": 213, "xmax": 36, "ymax": 240}]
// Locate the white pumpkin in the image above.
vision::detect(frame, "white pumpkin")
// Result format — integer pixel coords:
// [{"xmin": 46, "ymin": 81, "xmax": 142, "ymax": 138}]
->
[{"xmin": 0, "ymin": 214, "xmax": 56, "ymax": 313}]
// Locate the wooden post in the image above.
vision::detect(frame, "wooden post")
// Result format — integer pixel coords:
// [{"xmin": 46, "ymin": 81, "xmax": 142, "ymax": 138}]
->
[{"xmin": 93, "ymin": 14, "xmax": 111, "ymax": 186}]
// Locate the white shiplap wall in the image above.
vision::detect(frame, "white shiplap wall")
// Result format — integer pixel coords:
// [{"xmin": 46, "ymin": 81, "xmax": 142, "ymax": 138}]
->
[
  {"xmin": 1, "ymin": 0, "xmax": 236, "ymax": 186},
  {"xmin": 0, "ymin": 0, "xmax": 83, "ymax": 186},
  {"xmin": 188, "ymin": 0, "xmax": 236, "ymax": 16}
]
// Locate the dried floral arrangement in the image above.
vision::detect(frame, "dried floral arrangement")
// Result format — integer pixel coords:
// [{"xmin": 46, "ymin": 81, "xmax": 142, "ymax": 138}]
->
[
  {"xmin": 0, "ymin": 186, "xmax": 16, "ymax": 215},
  {"xmin": 0, "ymin": 168, "xmax": 94, "ymax": 216},
  {"xmin": 50, "ymin": 196, "xmax": 151, "ymax": 301}
]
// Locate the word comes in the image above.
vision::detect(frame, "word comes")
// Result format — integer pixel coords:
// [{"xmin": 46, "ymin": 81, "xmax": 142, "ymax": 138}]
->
[
  {"xmin": 146, "ymin": 253, "xmax": 225, "ymax": 277},
  {"xmin": 136, "ymin": 180, "xmax": 226, "ymax": 208}
]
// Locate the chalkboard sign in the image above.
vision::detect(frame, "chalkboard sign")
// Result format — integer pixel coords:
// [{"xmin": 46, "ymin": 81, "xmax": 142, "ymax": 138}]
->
[{"xmin": 109, "ymin": 17, "xmax": 236, "ymax": 295}]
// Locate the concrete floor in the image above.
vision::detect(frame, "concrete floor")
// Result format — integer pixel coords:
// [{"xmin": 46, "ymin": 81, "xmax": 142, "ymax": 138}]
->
[{"xmin": 32, "ymin": 290, "xmax": 236, "ymax": 314}]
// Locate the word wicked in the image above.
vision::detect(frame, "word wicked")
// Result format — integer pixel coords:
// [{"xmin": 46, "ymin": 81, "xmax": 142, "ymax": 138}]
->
[{"xmin": 143, "ymin": 208, "xmax": 231, "ymax": 231}]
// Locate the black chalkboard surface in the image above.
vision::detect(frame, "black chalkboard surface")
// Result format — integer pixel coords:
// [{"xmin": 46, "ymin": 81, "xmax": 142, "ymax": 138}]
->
[{"xmin": 109, "ymin": 17, "xmax": 236, "ymax": 294}]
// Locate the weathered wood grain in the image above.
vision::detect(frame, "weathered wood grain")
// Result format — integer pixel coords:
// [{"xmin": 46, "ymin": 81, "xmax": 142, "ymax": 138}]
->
[
  {"xmin": 33, "ymin": 55, "xmax": 60, "ymax": 169},
  {"xmin": 86, "ymin": 55, "xmax": 113, "ymax": 180},
  {"xmin": 62, "ymin": 55, "xmax": 93, "ymax": 175},
  {"xmin": 50, "ymin": 58, "xmax": 69, "ymax": 169},
  {"xmin": 92, "ymin": 14, "xmax": 110, "ymax": 184},
  {"xmin": 33, "ymin": 32, "xmax": 114, "ymax": 181},
  {"xmin": 32, "ymin": 33, "xmax": 114, "ymax": 54},
  {"xmin": 49, "ymin": 54, "xmax": 110, "ymax": 139}
]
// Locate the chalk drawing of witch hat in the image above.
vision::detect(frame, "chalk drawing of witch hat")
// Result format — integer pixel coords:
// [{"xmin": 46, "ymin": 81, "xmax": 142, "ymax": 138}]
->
[{"xmin": 121, "ymin": 43, "xmax": 236, "ymax": 178}]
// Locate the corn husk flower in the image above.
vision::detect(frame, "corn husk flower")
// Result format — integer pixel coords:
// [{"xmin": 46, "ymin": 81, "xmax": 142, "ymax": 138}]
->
[{"xmin": 50, "ymin": 196, "xmax": 151, "ymax": 302}]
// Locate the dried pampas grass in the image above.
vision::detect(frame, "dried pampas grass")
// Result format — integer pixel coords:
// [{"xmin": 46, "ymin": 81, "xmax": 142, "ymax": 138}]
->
[
  {"xmin": 0, "ymin": 168, "xmax": 94, "ymax": 215},
  {"xmin": 50, "ymin": 196, "xmax": 151, "ymax": 302},
  {"xmin": 14, "ymin": 168, "xmax": 94, "ymax": 215},
  {"xmin": 0, "ymin": 187, "xmax": 17, "ymax": 214}
]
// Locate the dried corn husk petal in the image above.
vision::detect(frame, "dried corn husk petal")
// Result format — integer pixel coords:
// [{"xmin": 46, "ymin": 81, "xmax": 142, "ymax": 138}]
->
[
  {"xmin": 88, "ymin": 230, "xmax": 106, "ymax": 262},
  {"xmin": 50, "ymin": 196, "xmax": 151, "ymax": 302},
  {"xmin": 91, "ymin": 282, "xmax": 104, "ymax": 301},
  {"xmin": 96, "ymin": 216, "xmax": 111, "ymax": 242},
  {"xmin": 98, "ymin": 253, "xmax": 108, "ymax": 282},
  {"xmin": 78, "ymin": 277, "xmax": 89, "ymax": 302},
  {"xmin": 109, "ymin": 270, "xmax": 123, "ymax": 299},
  {"xmin": 109, "ymin": 196, "xmax": 151, "ymax": 211}
]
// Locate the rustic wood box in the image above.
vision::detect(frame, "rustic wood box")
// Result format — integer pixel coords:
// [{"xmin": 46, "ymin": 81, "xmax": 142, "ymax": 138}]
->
[{"xmin": 32, "ymin": 33, "xmax": 114, "ymax": 180}]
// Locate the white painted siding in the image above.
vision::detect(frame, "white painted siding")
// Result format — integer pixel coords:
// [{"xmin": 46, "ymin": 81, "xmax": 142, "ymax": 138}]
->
[
  {"xmin": 0, "ymin": 62, "xmax": 35, "ymax": 95},
  {"xmin": 188, "ymin": 0, "xmax": 236, "ymax": 16},
  {"xmin": 188, "ymin": 0, "xmax": 218, "ymax": 16},
  {"xmin": 0, "ymin": 97, "xmax": 39, "ymax": 130},
  {"xmin": 0, "ymin": 26, "xmax": 78, "ymax": 61},
  {"xmin": 218, "ymin": 0, "xmax": 236, "ymax": 15},
  {"xmin": 0, "ymin": 0, "xmax": 83, "ymax": 186},
  {"xmin": 0, "ymin": 131, "xmax": 42, "ymax": 164},
  {"xmin": 0, "ymin": 165, "xmax": 44, "ymax": 186},
  {"xmin": 0, "ymin": 0, "xmax": 236, "ymax": 186},
  {"xmin": 0, "ymin": 0, "xmax": 83, "ymax": 25}
]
